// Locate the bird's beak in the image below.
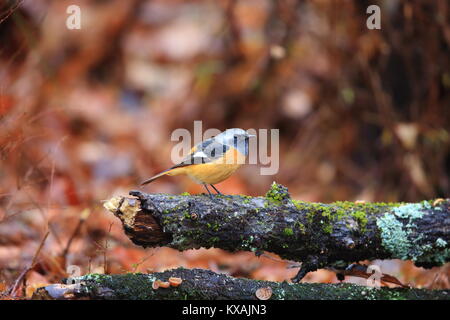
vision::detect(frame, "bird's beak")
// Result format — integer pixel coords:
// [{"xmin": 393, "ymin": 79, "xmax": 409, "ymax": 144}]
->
[{"xmin": 247, "ymin": 134, "xmax": 256, "ymax": 138}]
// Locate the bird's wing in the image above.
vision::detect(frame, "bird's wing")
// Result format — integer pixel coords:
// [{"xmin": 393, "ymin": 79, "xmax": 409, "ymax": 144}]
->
[{"xmin": 171, "ymin": 139, "xmax": 229, "ymax": 168}]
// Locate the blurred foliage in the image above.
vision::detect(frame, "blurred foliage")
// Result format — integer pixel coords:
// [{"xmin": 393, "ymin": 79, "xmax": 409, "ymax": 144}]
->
[{"xmin": 0, "ymin": 0, "xmax": 449, "ymax": 297}]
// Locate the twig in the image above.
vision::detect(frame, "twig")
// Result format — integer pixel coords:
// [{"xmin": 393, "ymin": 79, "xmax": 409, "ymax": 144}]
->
[
  {"xmin": 131, "ymin": 251, "xmax": 156, "ymax": 273},
  {"xmin": 61, "ymin": 209, "xmax": 90, "ymax": 261},
  {"xmin": 103, "ymin": 222, "xmax": 114, "ymax": 275},
  {"xmin": 8, "ymin": 230, "xmax": 50, "ymax": 296},
  {"xmin": 0, "ymin": 0, "xmax": 24, "ymax": 25}
]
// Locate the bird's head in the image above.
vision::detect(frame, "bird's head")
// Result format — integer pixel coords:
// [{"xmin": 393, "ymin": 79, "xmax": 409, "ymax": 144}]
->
[{"xmin": 215, "ymin": 128, "xmax": 255, "ymax": 156}]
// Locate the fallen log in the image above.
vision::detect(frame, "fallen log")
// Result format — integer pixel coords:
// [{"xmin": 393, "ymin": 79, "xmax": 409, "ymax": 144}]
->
[
  {"xmin": 33, "ymin": 268, "xmax": 450, "ymax": 300},
  {"xmin": 103, "ymin": 183, "xmax": 450, "ymax": 281}
]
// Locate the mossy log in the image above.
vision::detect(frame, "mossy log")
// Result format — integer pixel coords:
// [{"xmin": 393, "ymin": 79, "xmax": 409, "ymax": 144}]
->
[
  {"xmin": 103, "ymin": 183, "xmax": 450, "ymax": 281},
  {"xmin": 33, "ymin": 268, "xmax": 450, "ymax": 300}
]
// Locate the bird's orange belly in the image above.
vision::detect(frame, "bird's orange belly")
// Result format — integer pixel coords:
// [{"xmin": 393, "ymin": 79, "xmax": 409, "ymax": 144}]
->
[{"xmin": 186, "ymin": 163, "xmax": 242, "ymax": 185}]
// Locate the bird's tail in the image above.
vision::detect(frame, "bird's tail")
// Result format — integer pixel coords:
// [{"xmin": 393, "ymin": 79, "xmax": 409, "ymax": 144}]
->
[
  {"xmin": 140, "ymin": 167, "xmax": 185, "ymax": 185},
  {"xmin": 140, "ymin": 169, "xmax": 171, "ymax": 186}
]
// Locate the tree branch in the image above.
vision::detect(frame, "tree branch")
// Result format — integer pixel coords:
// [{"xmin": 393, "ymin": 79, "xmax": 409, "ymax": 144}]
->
[
  {"xmin": 33, "ymin": 268, "xmax": 450, "ymax": 300},
  {"xmin": 103, "ymin": 183, "xmax": 450, "ymax": 281}
]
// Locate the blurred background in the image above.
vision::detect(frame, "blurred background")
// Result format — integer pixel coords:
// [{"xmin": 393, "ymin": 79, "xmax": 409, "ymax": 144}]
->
[{"xmin": 0, "ymin": 0, "xmax": 449, "ymax": 297}]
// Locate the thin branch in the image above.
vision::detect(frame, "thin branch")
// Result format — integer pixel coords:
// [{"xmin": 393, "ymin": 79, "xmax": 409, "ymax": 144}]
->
[
  {"xmin": 61, "ymin": 209, "xmax": 90, "ymax": 260},
  {"xmin": 8, "ymin": 230, "xmax": 49, "ymax": 296},
  {"xmin": 0, "ymin": 0, "xmax": 24, "ymax": 25}
]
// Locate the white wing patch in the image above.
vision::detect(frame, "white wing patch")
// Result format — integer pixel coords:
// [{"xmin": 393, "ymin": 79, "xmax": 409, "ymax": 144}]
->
[{"xmin": 193, "ymin": 151, "xmax": 208, "ymax": 158}]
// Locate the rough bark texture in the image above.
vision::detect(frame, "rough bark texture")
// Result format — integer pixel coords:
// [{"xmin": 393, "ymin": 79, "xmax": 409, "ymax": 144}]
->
[
  {"xmin": 33, "ymin": 268, "xmax": 450, "ymax": 300},
  {"xmin": 103, "ymin": 183, "xmax": 449, "ymax": 280}
]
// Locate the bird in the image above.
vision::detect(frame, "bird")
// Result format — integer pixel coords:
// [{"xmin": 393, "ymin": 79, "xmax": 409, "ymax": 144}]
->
[{"xmin": 141, "ymin": 128, "xmax": 255, "ymax": 197}]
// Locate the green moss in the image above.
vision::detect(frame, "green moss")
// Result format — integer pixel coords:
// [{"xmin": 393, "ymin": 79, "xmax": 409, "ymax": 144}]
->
[
  {"xmin": 265, "ymin": 182, "xmax": 290, "ymax": 205},
  {"xmin": 291, "ymin": 199, "xmax": 307, "ymax": 210},
  {"xmin": 291, "ymin": 198, "xmax": 401, "ymax": 235},
  {"xmin": 180, "ymin": 192, "xmax": 190, "ymax": 196},
  {"xmin": 75, "ymin": 270, "xmax": 450, "ymax": 300},
  {"xmin": 294, "ymin": 221, "xmax": 306, "ymax": 234},
  {"xmin": 205, "ymin": 222, "xmax": 220, "ymax": 231},
  {"xmin": 351, "ymin": 210, "xmax": 368, "ymax": 230},
  {"xmin": 323, "ymin": 224, "xmax": 333, "ymax": 234},
  {"xmin": 283, "ymin": 228, "xmax": 294, "ymax": 236}
]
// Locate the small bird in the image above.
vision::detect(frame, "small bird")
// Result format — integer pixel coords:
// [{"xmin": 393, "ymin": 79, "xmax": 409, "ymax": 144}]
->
[{"xmin": 141, "ymin": 128, "xmax": 254, "ymax": 197}]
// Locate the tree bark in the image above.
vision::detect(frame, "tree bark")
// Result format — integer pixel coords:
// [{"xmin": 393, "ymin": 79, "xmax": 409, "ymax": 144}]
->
[
  {"xmin": 33, "ymin": 268, "xmax": 450, "ymax": 300},
  {"xmin": 103, "ymin": 183, "xmax": 450, "ymax": 281}
]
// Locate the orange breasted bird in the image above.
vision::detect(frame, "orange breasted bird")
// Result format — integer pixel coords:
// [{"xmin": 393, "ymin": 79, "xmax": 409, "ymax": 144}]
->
[{"xmin": 141, "ymin": 128, "xmax": 255, "ymax": 197}]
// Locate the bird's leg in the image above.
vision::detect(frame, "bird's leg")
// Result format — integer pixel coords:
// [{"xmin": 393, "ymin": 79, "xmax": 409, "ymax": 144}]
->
[
  {"xmin": 210, "ymin": 184, "xmax": 222, "ymax": 195},
  {"xmin": 203, "ymin": 184, "xmax": 214, "ymax": 199}
]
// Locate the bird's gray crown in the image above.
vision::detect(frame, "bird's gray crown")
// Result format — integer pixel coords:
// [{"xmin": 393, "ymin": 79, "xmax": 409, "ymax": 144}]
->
[{"xmin": 214, "ymin": 128, "xmax": 253, "ymax": 156}]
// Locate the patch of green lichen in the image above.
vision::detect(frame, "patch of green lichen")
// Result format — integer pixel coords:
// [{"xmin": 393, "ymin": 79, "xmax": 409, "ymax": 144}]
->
[
  {"xmin": 241, "ymin": 235, "xmax": 257, "ymax": 252},
  {"xmin": 180, "ymin": 192, "xmax": 190, "ymax": 196},
  {"xmin": 376, "ymin": 202, "xmax": 449, "ymax": 264},
  {"xmin": 283, "ymin": 227, "xmax": 294, "ymax": 236},
  {"xmin": 436, "ymin": 238, "xmax": 447, "ymax": 248}
]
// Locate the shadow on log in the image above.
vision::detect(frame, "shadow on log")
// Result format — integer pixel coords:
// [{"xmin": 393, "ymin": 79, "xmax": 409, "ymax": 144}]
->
[
  {"xmin": 33, "ymin": 268, "xmax": 450, "ymax": 300},
  {"xmin": 103, "ymin": 183, "xmax": 450, "ymax": 282}
]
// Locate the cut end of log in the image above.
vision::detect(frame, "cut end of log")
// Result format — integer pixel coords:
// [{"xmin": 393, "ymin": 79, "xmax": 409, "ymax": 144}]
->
[
  {"xmin": 103, "ymin": 196, "xmax": 141, "ymax": 228},
  {"xmin": 103, "ymin": 195, "xmax": 170, "ymax": 247}
]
